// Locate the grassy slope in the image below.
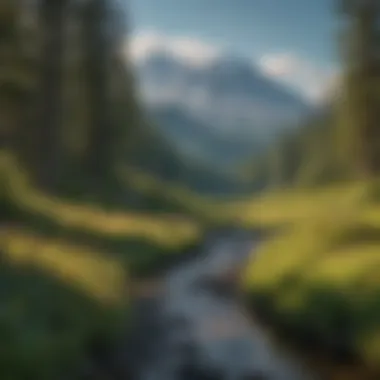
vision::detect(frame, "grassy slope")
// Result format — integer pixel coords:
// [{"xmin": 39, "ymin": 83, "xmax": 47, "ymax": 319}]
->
[
  {"xmin": 3, "ymin": 153, "xmax": 202, "ymax": 267},
  {"xmin": 239, "ymin": 181, "xmax": 380, "ymax": 368},
  {"xmin": 1, "ymin": 151, "xmax": 203, "ymax": 378},
  {"xmin": 0, "ymin": 227, "xmax": 128, "ymax": 379},
  {"xmin": 119, "ymin": 161, "xmax": 380, "ymax": 370},
  {"xmin": 118, "ymin": 164, "xmax": 244, "ymax": 226},
  {"xmin": 118, "ymin": 164, "xmax": 380, "ymax": 368}
]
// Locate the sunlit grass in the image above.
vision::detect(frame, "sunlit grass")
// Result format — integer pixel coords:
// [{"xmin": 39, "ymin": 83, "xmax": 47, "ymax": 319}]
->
[
  {"xmin": 0, "ymin": 227, "xmax": 127, "ymax": 304},
  {"xmin": 0, "ymin": 227, "xmax": 129, "ymax": 379},
  {"xmin": 233, "ymin": 180, "xmax": 375, "ymax": 228},
  {"xmin": 307, "ymin": 246, "xmax": 380, "ymax": 287},
  {"xmin": 117, "ymin": 161, "xmax": 379, "ymax": 230},
  {"xmin": 237, "ymin": 184, "xmax": 380, "ymax": 372},
  {"xmin": 118, "ymin": 164, "xmax": 224, "ymax": 223},
  {"xmin": 0, "ymin": 148, "xmax": 209, "ymax": 377},
  {"xmin": 2, "ymin": 152, "xmax": 201, "ymax": 249},
  {"xmin": 241, "ymin": 182, "xmax": 380, "ymax": 367}
]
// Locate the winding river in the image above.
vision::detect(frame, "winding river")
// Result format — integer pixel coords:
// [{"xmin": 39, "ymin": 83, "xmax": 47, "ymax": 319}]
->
[{"xmin": 127, "ymin": 231, "xmax": 321, "ymax": 380}]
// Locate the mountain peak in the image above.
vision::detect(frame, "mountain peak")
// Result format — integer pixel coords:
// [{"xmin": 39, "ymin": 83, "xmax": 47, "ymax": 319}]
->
[
  {"xmin": 135, "ymin": 48, "xmax": 312, "ymax": 142},
  {"xmin": 208, "ymin": 54, "xmax": 254, "ymax": 72}
]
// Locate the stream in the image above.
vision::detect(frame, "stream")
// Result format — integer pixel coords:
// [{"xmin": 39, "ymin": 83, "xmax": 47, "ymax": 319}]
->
[{"xmin": 126, "ymin": 231, "xmax": 321, "ymax": 380}]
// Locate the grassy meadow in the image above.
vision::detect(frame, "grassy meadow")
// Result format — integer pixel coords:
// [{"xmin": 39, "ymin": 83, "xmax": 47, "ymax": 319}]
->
[
  {"xmin": 1, "ymin": 151, "xmax": 204, "ymax": 378},
  {"xmin": 239, "ymin": 180, "xmax": 380, "ymax": 369},
  {"xmin": 0, "ymin": 227, "xmax": 128, "ymax": 379},
  {"xmin": 117, "ymin": 158, "xmax": 380, "ymax": 369}
]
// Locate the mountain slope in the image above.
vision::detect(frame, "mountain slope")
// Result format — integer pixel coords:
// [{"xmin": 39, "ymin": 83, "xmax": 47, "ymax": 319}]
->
[
  {"xmin": 133, "ymin": 50, "xmax": 313, "ymax": 169},
  {"xmin": 147, "ymin": 105, "xmax": 263, "ymax": 167},
  {"xmin": 135, "ymin": 51, "xmax": 311, "ymax": 137}
]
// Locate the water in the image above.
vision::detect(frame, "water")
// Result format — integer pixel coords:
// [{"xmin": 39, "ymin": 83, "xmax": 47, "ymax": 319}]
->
[{"xmin": 131, "ymin": 232, "xmax": 320, "ymax": 380}]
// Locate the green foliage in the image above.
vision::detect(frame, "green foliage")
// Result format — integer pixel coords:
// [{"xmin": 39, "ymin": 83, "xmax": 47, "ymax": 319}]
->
[
  {"xmin": 241, "ymin": 184, "xmax": 380, "ymax": 367},
  {"xmin": 0, "ymin": 229, "xmax": 129, "ymax": 380},
  {"xmin": 0, "ymin": 149, "xmax": 203, "ymax": 378},
  {"xmin": 247, "ymin": 0, "xmax": 379, "ymax": 189},
  {"xmin": 248, "ymin": 109, "xmax": 344, "ymax": 191},
  {"xmin": 0, "ymin": 1, "xmax": 206, "ymax": 378},
  {"xmin": 338, "ymin": 1, "xmax": 380, "ymax": 177}
]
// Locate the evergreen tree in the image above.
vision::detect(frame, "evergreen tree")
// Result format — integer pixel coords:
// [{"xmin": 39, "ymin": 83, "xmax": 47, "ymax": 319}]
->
[
  {"xmin": 339, "ymin": 0, "xmax": 380, "ymax": 177},
  {"xmin": 81, "ymin": 0, "xmax": 112, "ymax": 183},
  {"xmin": 35, "ymin": 0, "xmax": 68, "ymax": 190}
]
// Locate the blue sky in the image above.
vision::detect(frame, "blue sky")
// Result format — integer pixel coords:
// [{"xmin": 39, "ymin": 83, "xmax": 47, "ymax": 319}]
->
[
  {"xmin": 129, "ymin": 0, "xmax": 337, "ymax": 66},
  {"xmin": 128, "ymin": 0, "xmax": 339, "ymax": 102}
]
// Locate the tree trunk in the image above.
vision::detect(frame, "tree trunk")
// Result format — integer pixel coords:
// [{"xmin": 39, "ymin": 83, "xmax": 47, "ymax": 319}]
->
[
  {"xmin": 82, "ymin": 0, "xmax": 112, "ymax": 183},
  {"xmin": 341, "ymin": 0, "xmax": 380, "ymax": 177},
  {"xmin": 36, "ymin": 0, "xmax": 67, "ymax": 191}
]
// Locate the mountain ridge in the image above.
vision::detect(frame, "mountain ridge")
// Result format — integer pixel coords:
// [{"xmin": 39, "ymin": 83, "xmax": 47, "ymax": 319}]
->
[{"xmin": 133, "ymin": 49, "xmax": 314, "ymax": 167}]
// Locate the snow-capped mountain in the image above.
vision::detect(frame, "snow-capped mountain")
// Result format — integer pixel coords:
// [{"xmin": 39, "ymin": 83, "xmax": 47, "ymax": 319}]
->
[{"xmin": 133, "ymin": 50, "xmax": 313, "ymax": 166}]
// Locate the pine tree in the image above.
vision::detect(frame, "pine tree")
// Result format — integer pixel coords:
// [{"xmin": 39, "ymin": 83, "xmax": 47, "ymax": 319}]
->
[
  {"xmin": 339, "ymin": 0, "xmax": 380, "ymax": 177},
  {"xmin": 81, "ymin": 0, "xmax": 112, "ymax": 183},
  {"xmin": 35, "ymin": 0, "xmax": 68, "ymax": 190},
  {"xmin": 80, "ymin": 0, "xmax": 146, "ymax": 199}
]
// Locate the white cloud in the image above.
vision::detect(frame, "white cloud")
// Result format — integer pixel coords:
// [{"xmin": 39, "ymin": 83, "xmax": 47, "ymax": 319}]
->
[
  {"xmin": 127, "ymin": 30, "xmax": 339, "ymax": 103},
  {"xmin": 127, "ymin": 31, "xmax": 165, "ymax": 62},
  {"xmin": 128, "ymin": 30, "xmax": 221, "ymax": 67},
  {"xmin": 258, "ymin": 52, "xmax": 339, "ymax": 104},
  {"xmin": 259, "ymin": 54, "xmax": 300, "ymax": 77}
]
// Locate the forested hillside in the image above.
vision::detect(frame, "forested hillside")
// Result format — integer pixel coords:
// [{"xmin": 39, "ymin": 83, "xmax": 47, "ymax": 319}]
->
[
  {"xmin": 244, "ymin": 107, "xmax": 339, "ymax": 190},
  {"xmin": 246, "ymin": 0, "xmax": 379, "ymax": 192},
  {"xmin": 0, "ymin": 1, "xmax": 204, "ymax": 378}
]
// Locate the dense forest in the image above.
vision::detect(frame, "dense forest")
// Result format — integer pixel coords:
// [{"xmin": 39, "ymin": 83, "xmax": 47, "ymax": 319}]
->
[
  {"xmin": 3, "ymin": 0, "xmax": 175, "ymax": 205},
  {"xmin": 250, "ymin": 0, "xmax": 380, "ymax": 190},
  {"xmin": 1, "ymin": 1, "xmax": 205, "ymax": 377},
  {"xmin": 1, "ymin": 0, "xmax": 238, "ymax": 213}
]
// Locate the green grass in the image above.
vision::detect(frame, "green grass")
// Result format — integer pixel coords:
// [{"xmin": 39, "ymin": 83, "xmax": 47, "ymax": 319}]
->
[
  {"xmin": 0, "ymin": 227, "xmax": 129, "ymax": 379},
  {"xmin": 1, "ymin": 228, "xmax": 128, "ymax": 303},
  {"xmin": 117, "ymin": 159, "xmax": 380, "ymax": 370},
  {"xmin": 2, "ymin": 153, "xmax": 201, "ymax": 250},
  {"xmin": 117, "ymin": 164, "xmax": 245, "ymax": 226},
  {"xmin": 241, "ymin": 181, "xmax": 380, "ymax": 369},
  {"xmin": 1, "ymin": 150, "xmax": 207, "ymax": 378},
  {"xmin": 2, "ymin": 152, "xmax": 204, "ymax": 274}
]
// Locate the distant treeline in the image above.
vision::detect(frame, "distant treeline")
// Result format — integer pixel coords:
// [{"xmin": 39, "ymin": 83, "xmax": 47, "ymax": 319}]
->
[{"xmin": 247, "ymin": 0, "xmax": 380, "ymax": 191}]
